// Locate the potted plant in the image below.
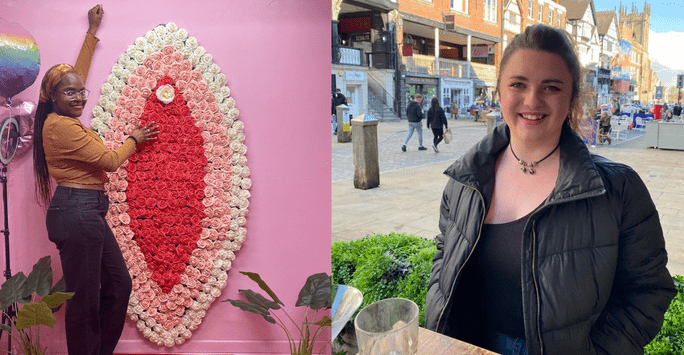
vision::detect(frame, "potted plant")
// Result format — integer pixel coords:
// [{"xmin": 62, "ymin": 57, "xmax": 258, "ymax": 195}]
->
[
  {"xmin": 0, "ymin": 256, "xmax": 73, "ymax": 355},
  {"xmin": 224, "ymin": 271, "xmax": 332, "ymax": 355}
]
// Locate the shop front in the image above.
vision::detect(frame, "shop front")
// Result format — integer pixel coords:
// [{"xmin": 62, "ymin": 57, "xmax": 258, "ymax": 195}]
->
[
  {"xmin": 440, "ymin": 77, "xmax": 473, "ymax": 117},
  {"xmin": 404, "ymin": 75, "xmax": 439, "ymax": 112}
]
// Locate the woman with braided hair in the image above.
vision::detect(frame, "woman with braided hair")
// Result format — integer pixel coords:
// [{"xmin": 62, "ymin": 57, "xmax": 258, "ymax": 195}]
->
[{"xmin": 32, "ymin": 5, "xmax": 158, "ymax": 354}]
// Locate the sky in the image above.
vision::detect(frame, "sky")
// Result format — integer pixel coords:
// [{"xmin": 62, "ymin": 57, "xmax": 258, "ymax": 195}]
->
[{"xmin": 594, "ymin": 0, "xmax": 684, "ymax": 85}]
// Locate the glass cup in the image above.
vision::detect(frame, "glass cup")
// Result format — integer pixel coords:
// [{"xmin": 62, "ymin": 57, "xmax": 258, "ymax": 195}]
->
[{"xmin": 354, "ymin": 298, "xmax": 419, "ymax": 355}]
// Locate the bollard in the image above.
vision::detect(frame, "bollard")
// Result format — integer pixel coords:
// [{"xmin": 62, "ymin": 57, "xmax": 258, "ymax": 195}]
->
[
  {"xmin": 351, "ymin": 115, "xmax": 379, "ymax": 190},
  {"xmin": 336, "ymin": 104, "xmax": 352, "ymax": 143},
  {"xmin": 486, "ymin": 111, "xmax": 499, "ymax": 134}
]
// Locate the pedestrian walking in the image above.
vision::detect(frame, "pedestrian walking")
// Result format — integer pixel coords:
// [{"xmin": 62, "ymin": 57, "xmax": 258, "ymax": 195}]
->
[
  {"xmin": 426, "ymin": 97, "xmax": 448, "ymax": 152},
  {"xmin": 598, "ymin": 110, "xmax": 612, "ymax": 144},
  {"xmin": 332, "ymin": 88, "xmax": 347, "ymax": 135},
  {"xmin": 402, "ymin": 93, "xmax": 427, "ymax": 151},
  {"xmin": 425, "ymin": 24, "xmax": 675, "ymax": 355}
]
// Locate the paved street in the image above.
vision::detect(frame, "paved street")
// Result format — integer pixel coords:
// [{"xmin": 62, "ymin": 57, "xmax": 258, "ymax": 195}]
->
[{"xmin": 332, "ymin": 119, "xmax": 684, "ymax": 276}]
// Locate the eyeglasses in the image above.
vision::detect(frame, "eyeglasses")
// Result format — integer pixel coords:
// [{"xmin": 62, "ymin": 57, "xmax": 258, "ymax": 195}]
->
[{"xmin": 61, "ymin": 89, "xmax": 90, "ymax": 100}]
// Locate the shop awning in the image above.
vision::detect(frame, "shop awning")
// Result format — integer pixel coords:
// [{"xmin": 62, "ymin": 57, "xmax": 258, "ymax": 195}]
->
[{"xmin": 401, "ymin": 13, "xmax": 501, "ymax": 46}]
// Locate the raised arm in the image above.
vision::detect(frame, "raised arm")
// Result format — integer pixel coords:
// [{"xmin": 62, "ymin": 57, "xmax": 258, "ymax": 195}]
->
[{"xmin": 74, "ymin": 4, "xmax": 104, "ymax": 83}]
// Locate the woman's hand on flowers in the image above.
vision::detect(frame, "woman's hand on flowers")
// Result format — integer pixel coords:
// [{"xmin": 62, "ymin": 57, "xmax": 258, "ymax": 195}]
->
[
  {"xmin": 87, "ymin": 4, "xmax": 104, "ymax": 36},
  {"xmin": 130, "ymin": 122, "xmax": 159, "ymax": 144}
]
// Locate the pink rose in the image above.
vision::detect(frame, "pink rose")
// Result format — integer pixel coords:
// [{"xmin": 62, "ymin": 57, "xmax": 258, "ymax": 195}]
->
[
  {"xmin": 208, "ymin": 103, "xmax": 220, "ymax": 114},
  {"xmin": 113, "ymin": 131, "xmax": 125, "ymax": 142},
  {"xmin": 191, "ymin": 70, "xmax": 202, "ymax": 81},
  {"xmin": 175, "ymin": 80, "xmax": 188, "ymax": 93},
  {"xmin": 152, "ymin": 52, "xmax": 163, "ymax": 61},
  {"xmin": 171, "ymin": 52, "xmax": 184, "ymax": 63},
  {"xmin": 136, "ymin": 65, "xmax": 149, "ymax": 77},
  {"xmin": 116, "ymin": 96, "xmax": 127, "ymax": 107},
  {"xmin": 118, "ymin": 213, "xmax": 131, "ymax": 225},
  {"xmin": 203, "ymin": 92, "xmax": 214, "ymax": 103},
  {"xmin": 151, "ymin": 61, "xmax": 163, "ymax": 71},
  {"xmin": 162, "ymin": 55, "xmax": 173, "ymax": 66},
  {"xmin": 162, "ymin": 46, "xmax": 175, "ymax": 56},
  {"xmin": 128, "ymin": 75, "xmax": 140, "ymax": 87},
  {"xmin": 140, "ymin": 87, "xmax": 152, "ymax": 99},
  {"xmin": 174, "ymin": 307, "xmax": 185, "ymax": 317},
  {"xmin": 131, "ymin": 106, "xmax": 143, "ymax": 117},
  {"xmin": 197, "ymin": 81, "xmax": 208, "ymax": 93}
]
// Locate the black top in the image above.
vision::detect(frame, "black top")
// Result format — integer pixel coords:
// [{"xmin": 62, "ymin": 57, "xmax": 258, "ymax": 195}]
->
[
  {"xmin": 451, "ymin": 210, "xmax": 532, "ymax": 345},
  {"xmin": 427, "ymin": 107, "xmax": 448, "ymax": 129},
  {"xmin": 406, "ymin": 101, "xmax": 423, "ymax": 122}
]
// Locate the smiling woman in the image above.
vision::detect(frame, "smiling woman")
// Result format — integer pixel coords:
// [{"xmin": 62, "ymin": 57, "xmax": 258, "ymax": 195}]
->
[{"xmin": 425, "ymin": 24, "xmax": 676, "ymax": 355}]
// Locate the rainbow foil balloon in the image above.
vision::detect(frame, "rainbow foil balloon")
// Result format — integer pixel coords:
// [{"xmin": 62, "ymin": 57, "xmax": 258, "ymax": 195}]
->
[{"xmin": 0, "ymin": 18, "xmax": 41, "ymax": 100}]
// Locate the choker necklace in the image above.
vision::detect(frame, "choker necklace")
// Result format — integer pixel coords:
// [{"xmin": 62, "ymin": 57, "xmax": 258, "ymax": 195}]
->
[{"xmin": 509, "ymin": 143, "xmax": 560, "ymax": 174}]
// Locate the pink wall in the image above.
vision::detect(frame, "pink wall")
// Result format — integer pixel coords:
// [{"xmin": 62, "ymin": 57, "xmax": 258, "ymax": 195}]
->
[{"xmin": 0, "ymin": 0, "xmax": 331, "ymax": 353}]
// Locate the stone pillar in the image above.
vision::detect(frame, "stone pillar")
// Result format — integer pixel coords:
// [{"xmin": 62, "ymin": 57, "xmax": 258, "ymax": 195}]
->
[
  {"xmin": 351, "ymin": 116, "xmax": 379, "ymax": 190},
  {"xmin": 336, "ymin": 104, "xmax": 351, "ymax": 143}
]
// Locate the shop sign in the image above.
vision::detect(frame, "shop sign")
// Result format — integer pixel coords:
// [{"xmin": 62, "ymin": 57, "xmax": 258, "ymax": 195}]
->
[
  {"xmin": 409, "ymin": 86, "xmax": 416, "ymax": 95},
  {"xmin": 407, "ymin": 76, "xmax": 439, "ymax": 85},
  {"xmin": 428, "ymin": 88, "xmax": 434, "ymax": 96},
  {"xmin": 346, "ymin": 71, "xmax": 365, "ymax": 82},
  {"xmin": 353, "ymin": 33, "xmax": 371, "ymax": 42}
]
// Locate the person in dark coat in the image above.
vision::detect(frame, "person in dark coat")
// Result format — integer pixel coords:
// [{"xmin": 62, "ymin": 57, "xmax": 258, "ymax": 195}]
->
[
  {"xmin": 402, "ymin": 93, "xmax": 427, "ymax": 151},
  {"xmin": 331, "ymin": 88, "xmax": 347, "ymax": 134},
  {"xmin": 425, "ymin": 24, "xmax": 675, "ymax": 355},
  {"xmin": 427, "ymin": 97, "xmax": 448, "ymax": 152}
]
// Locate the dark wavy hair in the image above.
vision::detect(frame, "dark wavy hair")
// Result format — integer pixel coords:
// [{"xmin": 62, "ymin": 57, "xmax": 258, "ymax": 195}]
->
[
  {"xmin": 33, "ymin": 100, "xmax": 53, "ymax": 208},
  {"xmin": 498, "ymin": 24, "xmax": 590, "ymax": 137},
  {"xmin": 428, "ymin": 97, "xmax": 441, "ymax": 117}
]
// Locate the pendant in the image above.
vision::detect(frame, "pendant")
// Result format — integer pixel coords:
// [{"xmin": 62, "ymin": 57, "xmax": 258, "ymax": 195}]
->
[
  {"xmin": 528, "ymin": 168, "xmax": 535, "ymax": 174},
  {"xmin": 521, "ymin": 167, "xmax": 527, "ymax": 173}
]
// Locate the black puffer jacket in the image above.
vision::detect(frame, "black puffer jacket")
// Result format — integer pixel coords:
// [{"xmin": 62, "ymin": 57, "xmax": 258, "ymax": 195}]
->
[{"xmin": 425, "ymin": 122, "xmax": 675, "ymax": 355}]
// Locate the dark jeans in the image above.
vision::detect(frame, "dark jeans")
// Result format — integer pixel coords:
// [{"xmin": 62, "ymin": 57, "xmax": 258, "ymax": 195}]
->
[
  {"xmin": 46, "ymin": 186, "xmax": 131, "ymax": 355},
  {"xmin": 484, "ymin": 330, "xmax": 528, "ymax": 355},
  {"xmin": 432, "ymin": 127, "xmax": 444, "ymax": 147}
]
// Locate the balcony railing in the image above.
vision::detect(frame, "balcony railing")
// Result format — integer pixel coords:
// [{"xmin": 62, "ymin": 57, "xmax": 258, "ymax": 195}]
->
[
  {"xmin": 470, "ymin": 62, "xmax": 497, "ymax": 83},
  {"xmin": 339, "ymin": 47, "xmax": 362, "ymax": 66},
  {"xmin": 402, "ymin": 54, "xmax": 497, "ymax": 81},
  {"xmin": 402, "ymin": 54, "xmax": 435, "ymax": 75},
  {"xmin": 438, "ymin": 57, "xmax": 469, "ymax": 78}
]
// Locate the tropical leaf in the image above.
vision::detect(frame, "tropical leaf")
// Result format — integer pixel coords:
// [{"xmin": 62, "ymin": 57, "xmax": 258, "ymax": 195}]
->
[
  {"xmin": 305, "ymin": 315, "xmax": 332, "ymax": 327},
  {"xmin": 41, "ymin": 292, "xmax": 74, "ymax": 310},
  {"xmin": 16, "ymin": 302, "xmax": 55, "ymax": 330},
  {"xmin": 0, "ymin": 323, "xmax": 9, "ymax": 332},
  {"xmin": 239, "ymin": 289, "xmax": 281, "ymax": 310},
  {"xmin": 22, "ymin": 256, "xmax": 53, "ymax": 299},
  {"xmin": 49, "ymin": 276, "xmax": 67, "ymax": 295},
  {"xmin": 296, "ymin": 273, "xmax": 332, "ymax": 310},
  {"xmin": 224, "ymin": 299, "xmax": 276, "ymax": 324},
  {"xmin": 0, "ymin": 272, "xmax": 27, "ymax": 311},
  {"xmin": 239, "ymin": 271, "xmax": 283, "ymax": 306}
]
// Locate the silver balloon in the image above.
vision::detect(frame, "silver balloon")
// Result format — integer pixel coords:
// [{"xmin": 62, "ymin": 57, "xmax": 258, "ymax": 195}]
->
[
  {"xmin": 1, "ymin": 99, "xmax": 35, "ymax": 160},
  {"xmin": 331, "ymin": 284, "xmax": 363, "ymax": 340}
]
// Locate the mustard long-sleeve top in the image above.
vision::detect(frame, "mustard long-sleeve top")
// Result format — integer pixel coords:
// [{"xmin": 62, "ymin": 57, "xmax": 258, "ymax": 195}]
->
[{"xmin": 43, "ymin": 32, "xmax": 137, "ymax": 185}]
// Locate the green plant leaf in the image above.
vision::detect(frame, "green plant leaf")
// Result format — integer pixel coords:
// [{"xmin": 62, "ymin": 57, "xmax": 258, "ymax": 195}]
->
[
  {"xmin": 16, "ymin": 302, "xmax": 55, "ymax": 330},
  {"xmin": 296, "ymin": 273, "xmax": 331, "ymax": 310},
  {"xmin": 239, "ymin": 289, "xmax": 281, "ymax": 310},
  {"xmin": 0, "ymin": 323, "xmax": 9, "ymax": 333},
  {"xmin": 49, "ymin": 276, "xmax": 67, "ymax": 295},
  {"xmin": 224, "ymin": 299, "xmax": 276, "ymax": 324},
  {"xmin": 304, "ymin": 315, "xmax": 332, "ymax": 327},
  {"xmin": 41, "ymin": 292, "xmax": 74, "ymax": 310},
  {"xmin": 0, "ymin": 272, "xmax": 27, "ymax": 311},
  {"xmin": 239, "ymin": 271, "xmax": 283, "ymax": 306},
  {"xmin": 22, "ymin": 256, "xmax": 53, "ymax": 299}
]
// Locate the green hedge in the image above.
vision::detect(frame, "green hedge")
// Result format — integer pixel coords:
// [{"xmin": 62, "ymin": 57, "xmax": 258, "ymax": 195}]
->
[
  {"xmin": 333, "ymin": 233, "xmax": 684, "ymax": 353},
  {"xmin": 645, "ymin": 275, "xmax": 684, "ymax": 354},
  {"xmin": 331, "ymin": 232, "xmax": 436, "ymax": 327}
]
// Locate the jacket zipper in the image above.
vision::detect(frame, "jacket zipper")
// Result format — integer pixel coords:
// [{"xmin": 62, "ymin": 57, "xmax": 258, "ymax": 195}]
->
[
  {"xmin": 435, "ymin": 187, "xmax": 486, "ymax": 333},
  {"xmin": 531, "ymin": 220, "xmax": 544, "ymax": 354}
]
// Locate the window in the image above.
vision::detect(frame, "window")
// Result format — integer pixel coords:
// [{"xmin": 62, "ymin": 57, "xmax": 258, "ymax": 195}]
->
[
  {"xmin": 538, "ymin": 4, "xmax": 543, "ymax": 22},
  {"xmin": 503, "ymin": 34, "xmax": 508, "ymax": 52},
  {"xmin": 528, "ymin": 0, "xmax": 533, "ymax": 18},
  {"xmin": 451, "ymin": 0, "xmax": 468, "ymax": 13},
  {"xmin": 607, "ymin": 41, "xmax": 612, "ymax": 52},
  {"xmin": 558, "ymin": 13, "xmax": 561, "ymax": 27},
  {"xmin": 484, "ymin": 0, "xmax": 497, "ymax": 22},
  {"xmin": 549, "ymin": 10, "xmax": 552, "ymax": 24}
]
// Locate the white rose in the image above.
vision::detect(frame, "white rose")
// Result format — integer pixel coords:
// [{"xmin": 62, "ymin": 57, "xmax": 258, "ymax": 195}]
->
[
  {"xmin": 135, "ymin": 37, "xmax": 146, "ymax": 50},
  {"xmin": 185, "ymin": 37, "xmax": 198, "ymax": 49},
  {"xmin": 156, "ymin": 84, "xmax": 175, "ymax": 104},
  {"xmin": 236, "ymin": 132, "xmax": 245, "ymax": 143},
  {"xmin": 114, "ymin": 80, "xmax": 126, "ymax": 91},
  {"xmin": 111, "ymin": 64, "xmax": 124, "ymax": 78},
  {"xmin": 223, "ymin": 117, "xmax": 234, "ymax": 127},
  {"xmin": 117, "ymin": 54, "xmax": 130, "ymax": 66},
  {"xmin": 106, "ymin": 74, "xmax": 118, "ymax": 85},
  {"xmin": 101, "ymin": 112, "xmax": 112, "ymax": 124},
  {"xmin": 181, "ymin": 47, "xmax": 192, "ymax": 59},
  {"xmin": 162, "ymin": 35, "xmax": 173, "ymax": 46},
  {"xmin": 219, "ymin": 86, "xmax": 231, "ymax": 98},
  {"xmin": 165, "ymin": 22, "xmax": 178, "ymax": 33},
  {"xmin": 228, "ymin": 108, "xmax": 239, "ymax": 119},
  {"xmin": 144, "ymin": 44, "xmax": 156, "ymax": 55},
  {"xmin": 154, "ymin": 25, "xmax": 168, "ymax": 36},
  {"xmin": 214, "ymin": 73, "xmax": 227, "ymax": 86},
  {"xmin": 176, "ymin": 28, "xmax": 188, "ymax": 41},
  {"xmin": 173, "ymin": 40, "xmax": 184, "ymax": 51},
  {"xmin": 213, "ymin": 92, "xmax": 224, "ymax": 104},
  {"xmin": 126, "ymin": 62, "xmax": 138, "ymax": 72},
  {"xmin": 202, "ymin": 72, "xmax": 214, "ymax": 83},
  {"xmin": 91, "ymin": 116, "xmax": 104, "ymax": 130},
  {"xmin": 193, "ymin": 46, "xmax": 206, "ymax": 57},
  {"xmin": 200, "ymin": 53, "xmax": 213, "ymax": 64},
  {"xmin": 133, "ymin": 51, "xmax": 146, "ymax": 64},
  {"xmin": 195, "ymin": 63, "xmax": 208, "ymax": 74},
  {"xmin": 189, "ymin": 55, "xmax": 200, "ymax": 66},
  {"xmin": 126, "ymin": 45, "xmax": 137, "ymax": 57},
  {"xmin": 232, "ymin": 120, "xmax": 244, "ymax": 131},
  {"xmin": 108, "ymin": 91, "xmax": 121, "ymax": 103},
  {"xmin": 144, "ymin": 30, "xmax": 157, "ymax": 43},
  {"xmin": 101, "ymin": 83, "xmax": 114, "ymax": 96},
  {"xmin": 208, "ymin": 63, "xmax": 220, "ymax": 75},
  {"xmin": 97, "ymin": 126, "xmax": 107, "ymax": 137},
  {"xmin": 105, "ymin": 102, "xmax": 116, "ymax": 113},
  {"xmin": 98, "ymin": 96, "xmax": 110, "ymax": 108},
  {"xmin": 120, "ymin": 69, "xmax": 132, "ymax": 81}
]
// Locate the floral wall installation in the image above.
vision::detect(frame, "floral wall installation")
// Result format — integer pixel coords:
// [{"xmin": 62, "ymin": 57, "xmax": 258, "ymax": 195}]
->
[{"xmin": 91, "ymin": 22, "xmax": 250, "ymax": 347}]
